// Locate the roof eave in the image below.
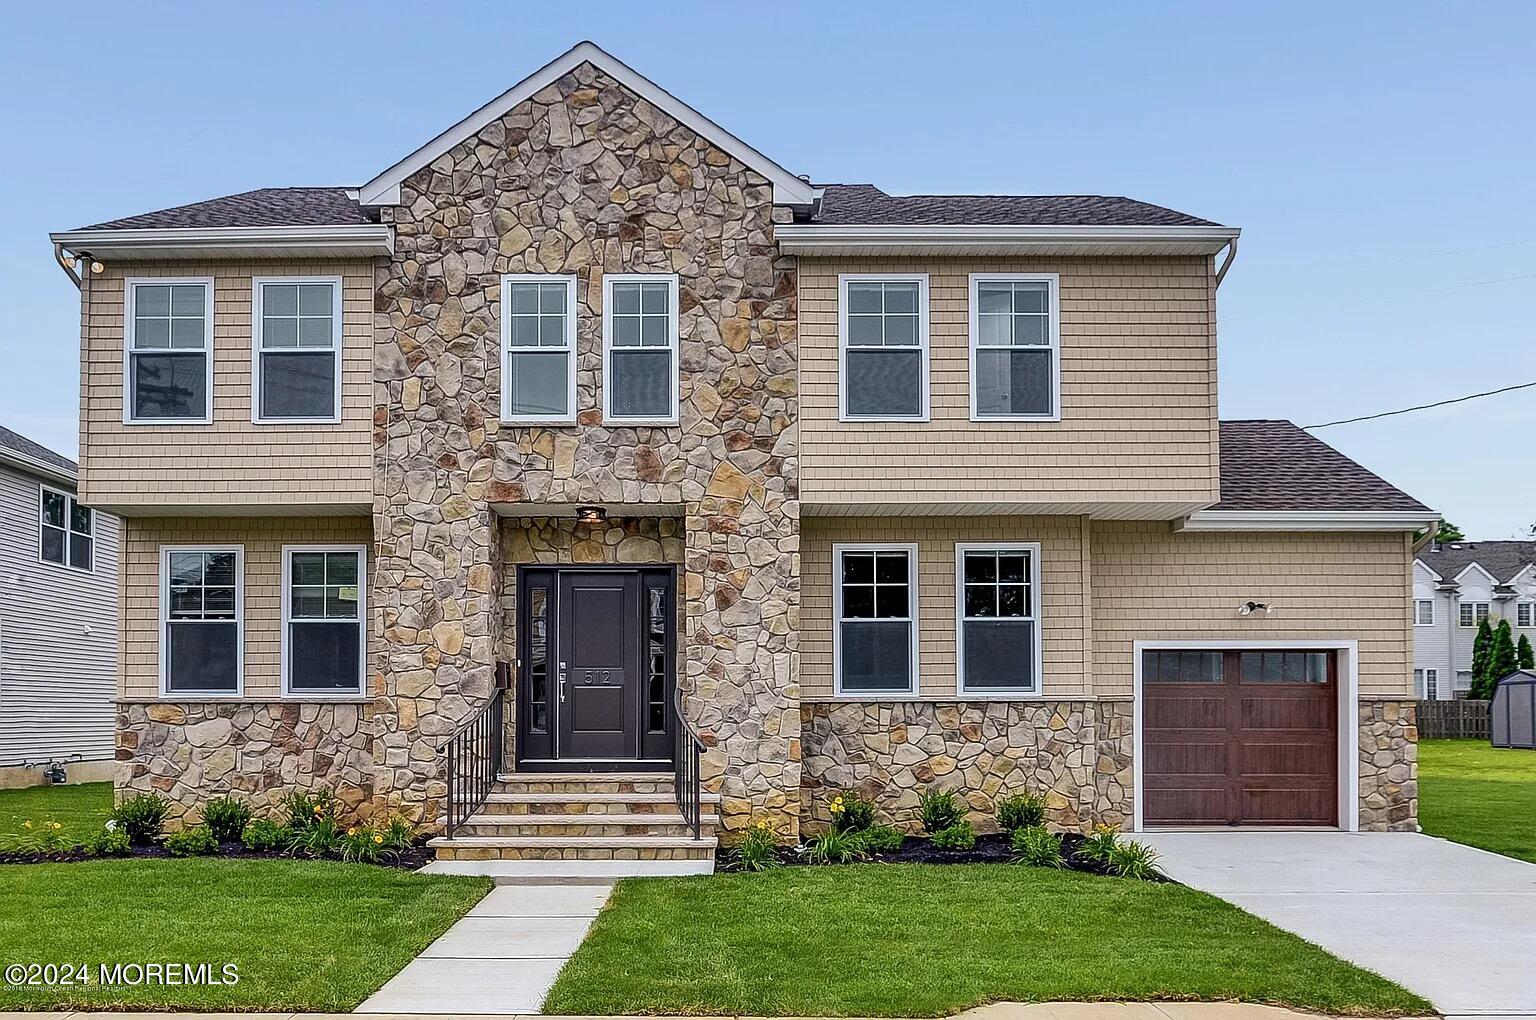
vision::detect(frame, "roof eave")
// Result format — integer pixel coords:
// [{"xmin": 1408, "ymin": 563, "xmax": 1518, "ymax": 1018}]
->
[
  {"xmin": 0, "ymin": 445, "xmax": 76, "ymax": 487},
  {"xmin": 1177, "ymin": 509, "xmax": 1440, "ymax": 532},
  {"xmin": 50, "ymin": 224, "xmax": 395, "ymax": 260},
  {"xmin": 774, "ymin": 222, "xmax": 1239, "ymax": 256}
]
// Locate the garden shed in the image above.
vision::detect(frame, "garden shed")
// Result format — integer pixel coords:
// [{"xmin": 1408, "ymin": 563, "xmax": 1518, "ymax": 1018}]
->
[{"xmin": 1491, "ymin": 670, "xmax": 1536, "ymax": 749}]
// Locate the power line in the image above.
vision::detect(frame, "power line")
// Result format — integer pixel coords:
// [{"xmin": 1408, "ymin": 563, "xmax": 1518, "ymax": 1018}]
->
[{"xmin": 1305, "ymin": 380, "xmax": 1536, "ymax": 429}]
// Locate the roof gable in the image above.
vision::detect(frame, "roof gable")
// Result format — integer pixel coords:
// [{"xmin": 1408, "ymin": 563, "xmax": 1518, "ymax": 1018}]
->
[
  {"xmin": 1455, "ymin": 562, "xmax": 1499, "ymax": 586},
  {"xmin": 357, "ymin": 41, "xmax": 816, "ymax": 208}
]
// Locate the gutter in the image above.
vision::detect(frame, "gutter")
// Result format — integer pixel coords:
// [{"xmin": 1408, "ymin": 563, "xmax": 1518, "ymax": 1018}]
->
[
  {"xmin": 774, "ymin": 222, "xmax": 1241, "ymax": 255},
  {"xmin": 1176, "ymin": 509, "xmax": 1443, "ymax": 532},
  {"xmin": 50, "ymin": 223, "xmax": 395, "ymax": 260}
]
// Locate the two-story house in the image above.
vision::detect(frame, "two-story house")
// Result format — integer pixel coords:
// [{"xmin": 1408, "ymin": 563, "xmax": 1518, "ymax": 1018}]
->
[
  {"xmin": 1413, "ymin": 541, "xmax": 1536, "ymax": 699},
  {"xmin": 51, "ymin": 43, "xmax": 1437, "ymax": 867}
]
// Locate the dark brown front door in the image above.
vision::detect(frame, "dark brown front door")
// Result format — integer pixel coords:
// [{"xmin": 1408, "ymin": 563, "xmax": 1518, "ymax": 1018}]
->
[
  {"xmin": 516, "ymin": 567, "xmax": 674, "ymax": 770},
  {"xmin": 1142, "ymin": 648, "xmax": 1338, "ymax": 826}
]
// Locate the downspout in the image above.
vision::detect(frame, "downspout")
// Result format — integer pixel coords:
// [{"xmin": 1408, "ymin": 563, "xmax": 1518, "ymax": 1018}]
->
[
  {"xmin": 1213, "ymin": 237, "xmax": 1239, "ymax": 289},
  {"xmin": 53, "ymin": 242, "xmax": 82, "ymax": 289}
]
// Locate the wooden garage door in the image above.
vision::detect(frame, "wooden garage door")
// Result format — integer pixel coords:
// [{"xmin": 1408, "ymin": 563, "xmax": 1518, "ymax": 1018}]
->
[{"xmin": 1143, "ymin": 649, "xmax": 1338, "ymax": 826}]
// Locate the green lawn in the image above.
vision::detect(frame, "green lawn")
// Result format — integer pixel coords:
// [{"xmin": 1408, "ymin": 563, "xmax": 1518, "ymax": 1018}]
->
[
  {"xmin": 0, "ymin": 782, "xmax": 113, "ymax": 841},
  {"xmin": 0, "ymin": 858, "xmax": 489, "ymax": 1010},
  {"xmin": 1420, "ymin": 738, "xmax": 1536, "ymax": 863},
  {"xmin": 544, "ymin": 865, "xmax": 1430, "ymax": 1017}
]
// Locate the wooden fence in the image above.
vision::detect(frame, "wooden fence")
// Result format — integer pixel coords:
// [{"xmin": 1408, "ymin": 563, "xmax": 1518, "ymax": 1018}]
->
[{"xmin": 1416, "ymin": 699, "xmax": 1491, "ymax": 739}]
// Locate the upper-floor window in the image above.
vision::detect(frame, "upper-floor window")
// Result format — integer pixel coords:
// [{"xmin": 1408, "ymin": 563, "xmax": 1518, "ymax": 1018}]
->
[
  {"xmin": 1414, "ymin": 599, "xmax": 1435, "ymax": 626},
  {"xmin": 839, "ymin": 275, "xmax": 928, "ymax": 421},
  {"xmin": 603, "ymin": 275, "xmax": 678, "ymax": 424},
  {"xmin": 1459, "ymin": 601, "xmax": 1491, "ymax": 627},
  {"xmin": 253, "ymin": 278, "xmax": 342, "ymax": 423},
  {"xmin": 834, "ymin": 544, "xmax": 918, "ymax": 695},
  {"xmin": 502, "ymin": 275, "xmax": 576, "ymax": 423},
  {"xmin": 969, "ymin": 274, "xmax": 1059, "ymax": 420},
  {"xmin": 1519, "ymin": 602, "xmax": 1535, "ymax": 629},
  {"xmin": 126, "ymin": 278, "xmax": 213, "ymax": 423},
  {"xmin": 283, "ymin": 546, "xmax": 365, "ymax": 696},
  {"xmin": 956, "ymin": 544, "xmax": 1041, "ymax": 695},
  {"xmin": 39, "ymin": 486, "xmax": 92, "ymax": 571},
  {"xmin": 161, "ymin": 546, "xmax": 242, "ymax": 696}
]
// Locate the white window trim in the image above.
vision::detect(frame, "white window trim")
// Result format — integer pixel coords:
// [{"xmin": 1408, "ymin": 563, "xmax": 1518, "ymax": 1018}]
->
[
  {"xmin": 1416, "ymin": 668, "xmax": 1439, "ymax": 699},
  {"xmin": 123, "ymin": 277, "xmax": 215, "ymax": 425},
  {"xmin": 158, "ymin": 544, "xmax": 244, "ymax": 698},
  {"xmin": 1414, "ymin": 599, "xmax": 1435, "ymax": 627},
  {"xmin": 1460, "ymin": 601, "xmax": 1491, "ymax": 627},
  {"xmin": 281, "ymin": 544, "xmax": 368, "ymax": 699},
  {"xmin": 251, "ymin": 276, "xmax": 344, "ymax": 425},
  {"xmin": 967, "ymin": 272, "xmax": 1061, "ymax": 422},
  {"xmin": 601, "ymin": 273, "xmax": 680, "ymax": 425},
  {"xmin": 837, "ymin": 273, "xmax": 930, "ymax": 422},
  {"xmin": 831, "ymin": 542, "xmax": 920, "ymax": 697},
  {"xmin": 1518, "ymin": 602, "xmax": 1536, "ymax": 629},
  {"xmin": 37, "ymin": 483, "xmax": 93, "ymax": 574},
  {"xmin": 501, "ymin": 273, "xmax": 578, "ymax": 424},
  {"xmin": 954, "ymin": 542, "xmax": 1043, "ymax": 697}
]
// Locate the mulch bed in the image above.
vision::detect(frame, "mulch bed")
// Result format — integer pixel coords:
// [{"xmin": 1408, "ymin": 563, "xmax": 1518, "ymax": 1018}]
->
[{"xmin": 0, "ymin": 841, "xmax": 434, "ymax": 870}]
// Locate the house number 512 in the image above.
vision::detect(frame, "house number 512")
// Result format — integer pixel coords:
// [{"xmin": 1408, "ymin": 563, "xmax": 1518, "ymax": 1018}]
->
[{"xmin": 582, "ymin": 670, "xmax": 611, "ymax": 684}]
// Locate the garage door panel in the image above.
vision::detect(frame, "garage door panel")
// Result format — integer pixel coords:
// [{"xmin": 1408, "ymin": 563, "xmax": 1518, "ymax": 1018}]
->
[
  {"xmin": 1240, "ymin": 697, "xmax": 1333, "ymax": 731},
  {"xmin": 1144, "ymin": 788, "xmax": 1227, "ymax": 826},
  {"xmin": 1145, "ymin": 739, "xmax": 1228, "ymax": 777},
  {"xmin": 1144, "ymin": 694, "xmax": 1224, "ymax": 729},
  {"xmin": 1240, "ymin": 786, "xmax": 1335, "ymax": 825},
  {"xmin": 1238, "ymin": 741, "xmax": 1334, "ymax": 778}
]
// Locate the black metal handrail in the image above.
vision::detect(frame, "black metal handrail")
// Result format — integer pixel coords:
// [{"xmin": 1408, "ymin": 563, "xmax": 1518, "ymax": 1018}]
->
[
  {"xmin": 673, "ymin": 679, "xmax": 706, "ymax": 838},
  {"xmin": 444, "ymin": 662, "xmax": 511, "ymax": 838}
]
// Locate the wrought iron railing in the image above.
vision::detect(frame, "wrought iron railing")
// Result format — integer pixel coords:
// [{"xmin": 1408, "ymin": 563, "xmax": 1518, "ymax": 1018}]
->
[
  {"xmin": 673, "ymin": 680, "xmax": 705, "ymax": 838},
  {"xmin": 444, "ymin": 662, "xmax": 511, "ymax": 838}
]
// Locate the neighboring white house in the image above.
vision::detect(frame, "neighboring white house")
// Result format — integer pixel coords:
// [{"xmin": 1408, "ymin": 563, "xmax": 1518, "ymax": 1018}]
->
[
  {"xmin": 0, "ymin": 424, "xmax": 119, "ymax": 785},
  {"xmin": 1414, "ymin": 540, "xmax": 1536, "ymax": 700}
]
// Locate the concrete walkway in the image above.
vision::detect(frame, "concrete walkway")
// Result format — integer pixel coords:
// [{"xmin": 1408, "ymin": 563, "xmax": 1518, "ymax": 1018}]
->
[
  {"xmin": 356, "ymin": 883, "xmax": 611, "ymax": 1014},
  {"xmin": 1142, "ymin": 830, "xmax": 1536, "ymax": 1019}
]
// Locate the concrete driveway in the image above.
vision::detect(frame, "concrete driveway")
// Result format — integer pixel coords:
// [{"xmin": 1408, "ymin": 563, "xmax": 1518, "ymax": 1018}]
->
[{"xmin": 1142, "ymin": 831, "xmax": 1536, "ymax": 1019}]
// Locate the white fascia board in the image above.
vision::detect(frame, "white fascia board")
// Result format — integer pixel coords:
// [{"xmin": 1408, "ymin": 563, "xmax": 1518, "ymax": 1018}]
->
[
  {"xmin": 774, "ymin": 222, "xmax": 1241, "ymax": 254},
  {"xmin": 356, "ymin": 41, "xmax": 817, "ymax": 209},
  {"xmin": 51, "ymin": 224, "xmax": 395, "ymax": 258},
  {"xmin": 1176, "ymin": 509, "xmax": 1442, "ymax": 532},
  {"xmin": 0, "ymin": 446, "xmax": 76, "ymax": 487},
  {"xmin": 1454, "ymin": 561, "xmax": 1500, "ymax": 585},
  {"xmin": 1413, "ymin": 558, "xmax": 1444, "ymax": 582}
]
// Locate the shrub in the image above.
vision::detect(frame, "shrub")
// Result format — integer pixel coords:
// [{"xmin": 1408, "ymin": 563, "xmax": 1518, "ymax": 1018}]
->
[
  {"xmin": 164, "ymin": 824, "xmax": 218, "ymax": 857},
  {"xmin": 288, "ymin": 814, "xmax": 344, "ymax": 857},
  {"xmin": 241, "ymin": 818, "xmax": 289, "ymax": 852},
  {"xmin": 379, "ymin": 814, "xmax": 418, "ymax": 855},
  {"xmin": 929, "ymin": 820, "xmax": 976, "ymax": 851},
  {"xmin": 2, "ymin": 818, "xmax": 71, "ymax": 854},
  {"xmin": 1105, "ymin": 839, "xmax": 1162, "ymax": 880},
  {"xmin": 201, "ymin": 796, "xmax": 252, "ymax": 843},
  {"xmin": 1010, "ymin": 825, "xmax": 1064, "ymax": 867},
  {"xmin": 88, "ymin": 826, "xmax": 132, "ymax": 857},
  {"xmin": 286, "ymin": 789, "xmax": 338, "ymax": 831},
  {"xmin": 1075, "ymin": 825, "xmax": 1121, "ymax": 866},
  {"xmin": 802, "ymin": 828, "xmax": 867, "ymax": 865},
  {"xmin": 917, "ymin": 789, "xmax": 964, "ymax": 833},
  {"xmin": 111, "ymin": 794, "xmax": 168, "ymax": 846},
  {"xmin": 860, "ymin": 824, "xmax": 905, "ymax": 854},
  {"xmin": 733, "ymin": 820, "xmax": 781, "ymax": 872},
  {"xmin": 1520, "ymin": 633, "xmax": 1535, "ymax": 671},
  {"xmin": 996, "ymin": 792, "xmax": 1046, "ymax": 832},
  {"xmin": 828, "ymin": 791, "xmax": 876, "ymax": 833},
  {"xmin": 340, "ymin": 825, "xmax": 389, "ymax": 864}
]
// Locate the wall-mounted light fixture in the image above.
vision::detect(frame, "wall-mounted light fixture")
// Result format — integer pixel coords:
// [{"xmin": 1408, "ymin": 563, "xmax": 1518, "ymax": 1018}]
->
[
  {"xmin": 1237, "ymin": 600, "xmax": 1274, "ymax": 617},
  {"xmin": 574, "ymin": 505, "xmax": 608, "ymax": 525}
]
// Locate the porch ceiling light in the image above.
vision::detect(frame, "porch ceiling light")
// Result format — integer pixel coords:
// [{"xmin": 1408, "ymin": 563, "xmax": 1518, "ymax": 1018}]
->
[{"xmin": 574, "ymin": 505, "xmax": 608, "ymax": 525}]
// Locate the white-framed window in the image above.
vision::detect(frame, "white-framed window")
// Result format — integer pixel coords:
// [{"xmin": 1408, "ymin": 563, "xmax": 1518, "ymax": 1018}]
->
[
  {"xmin": 1414, "ymin": 599, "xmax": 1435, "ymax": 626},
  {"xmin": 252, "ymin": 277, "xmax": 343, "ymax": 423},
  {"xmin": 602, "ymin": 274, "xmax": 679, "ymax": 424},
  {"xmin": 502, "ymin": 274, "xmax": 577, "ymax": 423},
  {"xmin": 1415, "ymin": 668, "xmax": 1439, "ymax": 699},
  {"xmin": 282, "ymin": 545, "xmax": 366, "ymax": 697},
  {"xmin": 125, "ymin": 277, "xmax": 214, "ymax": 423},
  {"xmin": 968, "ymin": 273, "xmax": 1060, "ymax": 420},
  {"xmin": 1454, "ymin": 669, "xmax": 1473, "ymax": 692},
  {"xmin": 1519, "ymin": 602, "xmax": 1535, "ymax": 629},
  {"xmin": 39, "ymin": 485, "xmax": 93, "ymax": 572},
  {"xmin": 833, "ymin": 543, "xmax": 919, "ymax": 695},
  {"xmin": 955, "ymin": 543, "xmax": 1042, "ymax": 695},
  {"xmin": 160, "ymin": 546, "xmax": 242, "ymax": 696},
  {"xmin": 839, "ymin": 274, "xmax": 929, "ymax": 421},
  {"xmin": 1459, "ymin": 601, "xmax": 1491, "ymax": 627}
]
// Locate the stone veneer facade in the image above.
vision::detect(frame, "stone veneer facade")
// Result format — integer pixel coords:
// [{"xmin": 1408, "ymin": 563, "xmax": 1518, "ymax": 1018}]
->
[
  {"xmin": 370, "ymin": 61, "xmax": 800, "ymax": 835},
  {"xmin": 1358, "ymin": 699, "xmax": 1418, "ymax": 832}
]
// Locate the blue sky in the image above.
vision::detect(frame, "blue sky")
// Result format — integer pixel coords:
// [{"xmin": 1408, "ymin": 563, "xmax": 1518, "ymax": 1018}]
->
[{"xmin": 4, "ymin": 1, "xmax": 1532, "ymax": 537}]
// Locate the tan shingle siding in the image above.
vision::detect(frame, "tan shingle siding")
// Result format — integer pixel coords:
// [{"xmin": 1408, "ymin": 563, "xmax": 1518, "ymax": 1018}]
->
[
  {"xmin": 120, "ymin": 516, "xmax": 371, "ymax": 699},
  {"xmin": 798, "ymin": 256, "xmax": 1220, "ymax": 508},
  {"xmin": 78, "ymin": 260, "xmax": 374, "ymax": 511}
]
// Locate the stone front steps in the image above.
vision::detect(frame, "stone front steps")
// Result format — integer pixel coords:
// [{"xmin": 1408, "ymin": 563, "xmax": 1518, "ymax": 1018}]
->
[{"xmin": 428, "ymin": 772, "xmax": 720, "ymax": 865}]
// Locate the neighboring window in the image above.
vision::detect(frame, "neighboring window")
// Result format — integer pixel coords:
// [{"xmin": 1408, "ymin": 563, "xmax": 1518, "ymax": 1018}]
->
[
  {"xmin": 1519, "ymin": 602, "xmax": 1535, "ymax": 629},
  {"xmin": 1414, "ymin": 599, "xmax": 1435, "ymax": 626},
  {"xmin": 969, "ymin": 274, "xmax": 1059, "ymax": 419},
  {"xmin": 1415, "ymin": 668, "xmax": 1439, "ymax": 699},
  {"xmin": 1459, "ymin": 601, "xmax": 1491, "ymax": 627},
  {"xmin": 834, "ymin": 545, "xmax": 918, "ymax": 694},
  {"xmin": 39, "ymin": 486, "xmax": 93, "ymax": 571},
  {"xmin": 283, "ymin": 547, "xmax": 365, "ymax": 695},
  {"xmin": 1455, "ymin": 670, "xmax": 1473, "ymax": 692},
  {"xmin": 956, "ymin": 544, "xmax": 1040, "ymax": 694},
  {"xmin": 502, "ymin": 274, "xmax": 576, "ymax": 422},
  {"xmin": 126, "ymin": 279, "xmax": 212, "ymax": 422},
  {"xmin": 1143, "ymin": 650, "xmax": 1224, "ymax": 683},
  {"xmin": 840, "ymin": 275, "xmax": 928, "ymax": 420},
  {"xmin": 162, "ymin": 548, "xmax": 241, "ymax": 695},
  {"xmin": 603, "ymin": 275, "xmax": 678, "ymax": 423},
  {"xmin": 254, "ymin": 278, "xmax": 342, "ymax": 422}
]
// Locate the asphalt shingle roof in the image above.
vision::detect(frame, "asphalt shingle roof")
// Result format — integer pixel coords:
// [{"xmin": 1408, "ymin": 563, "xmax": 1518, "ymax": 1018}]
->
[
  {"xmin": 1213, "ymin": 420, "xmax": 1430, "ymax": 513},
  {"xmin": 0, "ymin": 424, "xmax": 76, "ymax": 475},
  {"xmin": 77, "ymin": 188, "xmax": 373, "ymax": 231},
  {"xmin": 809, "ymin": 184, "xmax": 1219, "ymax": 227},
  {"xmin": 1418, "ymin": 541, "xmax": 1536, "ymax": 584}
]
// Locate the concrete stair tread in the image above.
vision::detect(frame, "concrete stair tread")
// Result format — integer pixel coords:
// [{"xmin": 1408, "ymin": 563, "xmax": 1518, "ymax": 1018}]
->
[
  {"xmin": 497, "ymin": 771, "xmax": 671, "ymax": 783},
  {"xmin": 429, "ymin": 834, "xmax": 718, "ymax": 849},
  {"xmin": 463, "ymin": 812, "xmax": 719, "ymax": 826},
  {"xmin": 484, "ymin": 790, "xmax": 722, "ymax": 804}
]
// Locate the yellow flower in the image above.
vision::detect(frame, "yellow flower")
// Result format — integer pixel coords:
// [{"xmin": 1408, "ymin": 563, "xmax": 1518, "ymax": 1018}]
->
[
  {"xmin": 347, "ymin": 827, "xmax": 357, "ymax": 836},
  {"xmin": 313, "ymin": 805, "xmax": 325, "ymax": 815},
  {"xmin": 51, "ymin": 822, "xmax": 62, "ymax": 830},
  {"xmin": 21, "ymin": 821, "xmax": 31, "ymax": 829},
  {"xmin": 372, "ymin": 834, "xmax": 384, "ymax": 844}
]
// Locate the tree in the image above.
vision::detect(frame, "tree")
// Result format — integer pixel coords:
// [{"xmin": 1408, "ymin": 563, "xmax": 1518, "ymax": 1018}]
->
[
  {"xmin": 1489, "ymin": 619, "xmax": 1520, "ymax": 692},
  {"xmin": 1470, "ymin": 617, "xmax": 1494, "ymax": 699},
  {"xmin": 1435, "ymin": 519, "xmax": 1466, "ymax": 543},
  {"xmin": 1518, "ymin": 634, "xmax": 1534, "ymax": 671}
]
